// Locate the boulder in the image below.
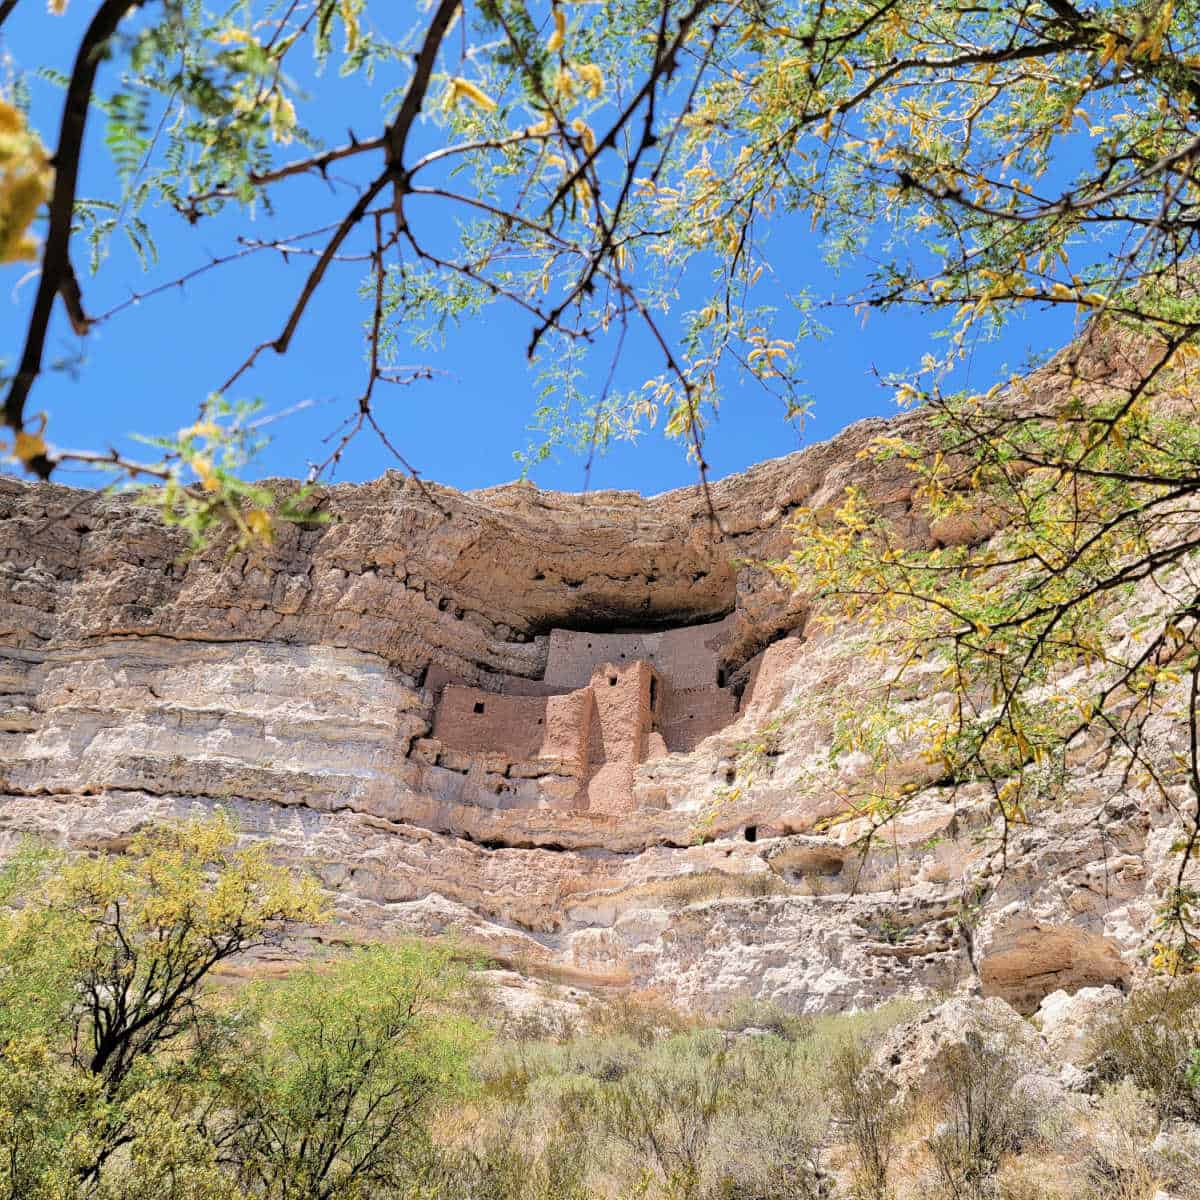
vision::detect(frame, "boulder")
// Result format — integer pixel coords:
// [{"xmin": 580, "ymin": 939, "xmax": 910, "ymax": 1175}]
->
[
  {"xmin": 874, "ymin": 994, "xmax": 1055, "ymax": 1097},
  {"xmin": 1034, "ymin": 985, "xmax": 1125, "ymax": 1066}
]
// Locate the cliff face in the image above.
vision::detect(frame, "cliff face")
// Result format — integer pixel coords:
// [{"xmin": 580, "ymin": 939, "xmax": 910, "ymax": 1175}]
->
[{"xmin": 0, "ymin": 377, "xmax": 1191, "ymax": 1014}]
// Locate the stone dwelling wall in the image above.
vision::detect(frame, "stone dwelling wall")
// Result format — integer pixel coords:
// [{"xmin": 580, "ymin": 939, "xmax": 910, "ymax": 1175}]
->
[
  {"xmin": 660, "ymin": 686, "xmax": 739, "ymax": 753},
  {"xmin": 655, "ymin": 616, "xmax": 738, "ymax": 689},
  {"xmin": 432, "ymin": 685, "xmax": 592, "ymax": 768},
  {"xmin": 544, "ymin": 630, "xmax": 662, "ymax": 689},
  {"xmin": 424, "ymin": 659, "xmax": 564, "ymax": 701},
  {"xmin": 429, "ymin": 618, "xmax": 755, "ymax": 813},
  {"xmin": 585, "ymin": 661, "xmax": 656, "ymax": 816},
  {"xmin": 544, "ymin": 614, "xmax": 736, "ymax": 691}
]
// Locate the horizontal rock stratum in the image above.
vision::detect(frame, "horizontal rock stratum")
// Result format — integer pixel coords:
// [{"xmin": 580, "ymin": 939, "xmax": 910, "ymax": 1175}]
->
[{"xmin": 0, "ymin": 369, "xmax": 1190, "ymax": 1013}]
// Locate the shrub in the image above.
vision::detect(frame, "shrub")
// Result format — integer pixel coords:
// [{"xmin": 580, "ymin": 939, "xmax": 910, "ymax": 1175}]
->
[
  {"xmin": 662, "ymin": 870, "xmax": 786, "ymax": 909},
  {"xmin": 496, "ymin": 1003, "xmax": 578, "ymax": 1045},
  {"xmin": 446, "ymin": 990, "xmax": 922, "ymax": 1200},
  {"xmin": 1088, "ymin": 978, "xmax": 1200, "ymax": 1121},
  {"xmin": 720, "ymin": 996, "xmax": 805, "ymax": 1041},
  {"xmin": 417, "ymin": 1137, "xmax": 595, "ymax": 1200},
  {"xmin": 1081, "ymin": 1081, "xmax": 1160, "ymax": 1200},
  {"xmin": 221, "ymin": 943, "xmax": 485, "ymax": 1199},
  {"xmin": 925, "ymin": 1032, "xmax": 1039, "ymax": 1198},
  {"xmin": 807, "ymin": 997, "xmax": 927, "ymax": 1057},
  {"xmin": 709, "ymin": 1037, "xmax": 831, "ymax": 1200},
  {"xmin": 585, "ymin": 991, "xmax": 693, "ymax": 1046},
  {"xmin": 828, "ymin": 1037, "xmax": 904, "ymax": 1200},
  {"xmin": 585, "ymin": 1030, "xmax": 736, "ymax": 1199},
  {"xmin": 0, "ymin": 815, "xmax": 326, "ymax": 1197}
]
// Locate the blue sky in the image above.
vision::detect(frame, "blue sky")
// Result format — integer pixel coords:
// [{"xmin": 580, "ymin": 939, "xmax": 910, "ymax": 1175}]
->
[{"xmin": 2, "ymin": 4, "xmax": 1078, "ymax": 496}]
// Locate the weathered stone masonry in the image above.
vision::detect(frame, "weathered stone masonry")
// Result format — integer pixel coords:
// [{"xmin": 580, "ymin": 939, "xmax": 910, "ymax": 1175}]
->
[{"xmin": 425, "ymin": 615, "xmax": 747, "ymax": 815}]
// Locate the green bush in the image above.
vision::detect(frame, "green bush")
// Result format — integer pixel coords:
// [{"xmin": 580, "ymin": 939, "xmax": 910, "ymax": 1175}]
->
[
  {"xmin": 720, "ymin": 996, "xmax": 806, "ymax": 1040},
  {"xmin": 1081, "ymin": 1081, "xmax": 1160, "ymax": 1200},
  {"xmin": 585, "ymin": 1031, "xmax": 731, "ymax": 1199},
  {"xmin": 709, "ymin": 1036, "xmax": 831, "ymax": 1200},
  {"xmin": 827, "ymin": 1037, "xmax": 904, "ymax": 1200},
  {"xmin": 926, "ymin": 1032, "xmax": 1039, "ymax": 1199},
  {"xmin": 0, "ymin": 819, "xmax": 486, "ymax": 1200},
  {"xmin": 1088, "ymin": 978, "xmax": 1200, "ymax": 1121},
  {"xmin": 585, "ymin": 992, "xmax": 695, "ymax": 1046},
  {"xmin": 220, "ymin": 943, "xmax": 484, "ymax": 1199},
  {"xmin": 417, "ymin": 1137, "xmax": 595, "ymax": 1200},
  {"xmin": 469, "ymin": 1001, "xmax": 940, "ymax": 1200}
]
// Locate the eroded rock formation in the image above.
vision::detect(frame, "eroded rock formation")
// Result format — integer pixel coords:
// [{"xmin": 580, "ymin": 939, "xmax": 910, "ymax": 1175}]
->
[{"xmin": 1, "ymin": 358, "xmax": 1195, "ymax": 1013}]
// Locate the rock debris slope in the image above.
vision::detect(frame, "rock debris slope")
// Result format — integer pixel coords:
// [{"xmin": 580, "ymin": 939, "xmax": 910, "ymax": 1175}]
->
[{"xmin": 0, "ymin": 366, "xmax": 1192, "ymax": 1013}]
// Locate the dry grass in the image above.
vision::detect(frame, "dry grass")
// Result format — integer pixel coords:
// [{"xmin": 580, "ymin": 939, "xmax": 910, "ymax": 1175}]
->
[
  {"xmin": 660, "ymin": 868, "xmax": 789, "ymax": 908},
  {"xmin": 441, "ymin": 979, "xmax": 1199, "ymax": 1200}
]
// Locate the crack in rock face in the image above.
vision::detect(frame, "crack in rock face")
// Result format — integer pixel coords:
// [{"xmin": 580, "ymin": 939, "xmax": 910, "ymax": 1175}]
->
[{"xmin": 0, "ymin": 393, "xmax": 1187, "ymax": 1013}]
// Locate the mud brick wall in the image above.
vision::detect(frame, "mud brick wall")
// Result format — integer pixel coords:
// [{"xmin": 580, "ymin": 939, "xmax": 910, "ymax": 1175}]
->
[
  {"xmin": 661, "ymin": 685, "xmax": 739, "ymax": 753},
  {"xmin": 585, "ymin": 661, "xmax": 656, "ymax": 816},
  {"xmin": 433, "ymin": 685, "xmax": 592, "ymax": 768}
]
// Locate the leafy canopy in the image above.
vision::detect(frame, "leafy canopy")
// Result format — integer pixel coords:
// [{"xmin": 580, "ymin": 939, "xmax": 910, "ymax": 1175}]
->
[
  {"xmin": 5, "ymin": 0, "xmax": 1199, "ymax": 519},
  {"xmin": 0, "ymin": 815, "xmax": 484, "ymax": 1199}
]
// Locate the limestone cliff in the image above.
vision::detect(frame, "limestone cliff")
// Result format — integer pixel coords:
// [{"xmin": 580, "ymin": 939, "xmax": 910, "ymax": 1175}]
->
[{"xmin": 0, "ymin": 366, "xmax": 1192, "ymax": 1014}]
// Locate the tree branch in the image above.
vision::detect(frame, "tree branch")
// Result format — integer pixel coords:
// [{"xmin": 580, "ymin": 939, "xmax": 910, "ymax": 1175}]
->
[
  {"xmin": 222, "ymin": 0, "xmax": 462, "ymax": 388},
  {"xmin": 4, "ymin": 0, "xmax": 148, "ymax": 472}
]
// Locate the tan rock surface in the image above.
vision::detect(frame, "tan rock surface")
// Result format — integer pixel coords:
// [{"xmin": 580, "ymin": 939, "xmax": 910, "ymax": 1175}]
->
[{"xmin": 1, "ymin": 371, "xmax": 1195, "ymax": 1012}]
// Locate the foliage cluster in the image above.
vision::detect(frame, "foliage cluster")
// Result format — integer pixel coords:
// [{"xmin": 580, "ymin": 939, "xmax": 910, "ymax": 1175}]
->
[
  {"xmin": 1088, "ymin": 976, "xmax": 1200, "ymax": 1121},
  {"xmin": 781, "ymin": 321, "xmax": 1200, "ymax": 970},
  {"xmin": 924, "ymin": 1033, "xmax": 1041, "ymax": 1197},
  {"xmin": 0, "ymin": 816, "xmax": 482, "ymax": 1199},
  {"xmin": 468, "ymin": 986, "xmax": 1200, "ymax": 1200},
  {"xmin": 470, "ymin": 995, "xmax": 923, "ymax": 1200}
]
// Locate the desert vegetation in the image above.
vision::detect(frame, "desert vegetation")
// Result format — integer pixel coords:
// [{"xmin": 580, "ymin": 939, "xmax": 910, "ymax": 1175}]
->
[{"xmin": 0, "ymin": 815, "xmax": 1196, "ymax": 1200}]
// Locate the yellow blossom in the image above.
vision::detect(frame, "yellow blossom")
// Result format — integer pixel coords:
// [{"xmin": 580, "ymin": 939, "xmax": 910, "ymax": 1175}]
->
[
  {"xmin": 576, "ymin": 63, "xmax": 604, "ymax": 99},
  {"xmin": 192, "ymin": 455, "xmax": 220, "ymax": 492},
  {"xmin": 572, "ymin": 118, "xmax": 595, "ymax": 155},
  {"xmin": 547, "ymin": 6, "xmax": 566, "ymax": 53},
  {"xmin": 178, "ymin": 420, "xmax": 221, "ymax": 441},
  {"xmin": 0, "ymin": 98, "xmax": 52, "ymax": 265},
  {"xmin": 245, "ymin": 508, "xmax": 274, "ymax": 543},
  {"xmin": 443, "ymin": 77, "xmax": 498, "ymax": 112}
]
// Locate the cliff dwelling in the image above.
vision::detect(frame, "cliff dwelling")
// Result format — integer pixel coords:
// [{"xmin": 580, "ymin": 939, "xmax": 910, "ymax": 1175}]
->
[
  {"xmin": 415, "ymin": 614, "xmax": 786, "ymax": 816},
  {"xmin": 0, "ymin": 395, "xmax": 1172, "ymax": 1020}
]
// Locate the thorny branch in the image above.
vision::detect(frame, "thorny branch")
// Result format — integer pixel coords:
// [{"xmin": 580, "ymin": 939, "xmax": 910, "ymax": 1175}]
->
[
  {"xmin": 5, "ymin": 0, "xmax": 150, "ymax": 473},
  {"xmin": 5, "ymin": 0, "xmax": 725, "ymax": 512}
]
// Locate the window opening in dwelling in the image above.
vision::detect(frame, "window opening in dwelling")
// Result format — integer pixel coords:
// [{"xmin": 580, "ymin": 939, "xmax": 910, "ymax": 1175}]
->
[{"xmin": 473, "ymin": 701, "xmax": 485, "ymax": 714}]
